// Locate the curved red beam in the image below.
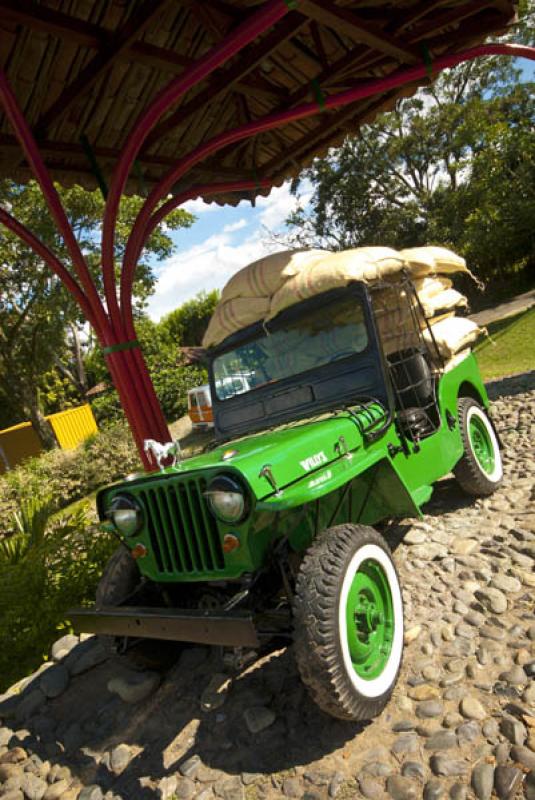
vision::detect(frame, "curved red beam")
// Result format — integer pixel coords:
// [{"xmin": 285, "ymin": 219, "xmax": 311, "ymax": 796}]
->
[
  {"xmin": 0, "ymin": 70, "xmax": 111, "ymax": 343},
  {"xmin": 100, "ymin": 0, "xmax": 291, "ymax": 330},
  {"xmin": 119, "ymin": 180, "xmax": 273, "ymax": 451},
  {"xmin": 0, "ymin": 210, "xmax": 154, "ymax": 460},
  {"xmin": 124, "ymin": 42, "xmax": 535, "ymax": 279},
  {"xmin": 0, "ymin": 208, "xmax": 97, "ymax": 328}
]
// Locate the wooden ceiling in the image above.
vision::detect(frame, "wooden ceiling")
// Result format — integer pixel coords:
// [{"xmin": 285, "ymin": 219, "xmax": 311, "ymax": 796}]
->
[{"xmin": 0, "ymin": 0, "xmax": 517, "ymax": 205}]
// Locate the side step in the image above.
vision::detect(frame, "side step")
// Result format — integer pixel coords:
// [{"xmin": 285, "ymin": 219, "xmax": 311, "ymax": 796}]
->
[{"xmin": 69, "ymin": 605, "xmax": 260, "ymax": 648}]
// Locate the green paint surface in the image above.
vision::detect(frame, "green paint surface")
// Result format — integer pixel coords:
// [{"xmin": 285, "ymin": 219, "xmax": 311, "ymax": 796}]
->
[{"xmin": 346, "ymin": 558, "xmax": 394, "ymax": 680}]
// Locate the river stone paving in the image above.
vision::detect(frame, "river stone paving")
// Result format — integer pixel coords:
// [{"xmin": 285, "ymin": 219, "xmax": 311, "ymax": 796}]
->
[{"xmin": 0, "ymin": 371, "xmax": 534, "ymax": 800}]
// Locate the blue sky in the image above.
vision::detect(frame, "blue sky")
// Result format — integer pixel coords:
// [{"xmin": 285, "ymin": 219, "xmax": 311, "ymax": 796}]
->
[
  {"xmin": 147, "ymin": 181, "xmax": 312, "ymax": 319},
  {"xmin": 146, "ymin": 55, "xmax": 534, "ymax": 321}
]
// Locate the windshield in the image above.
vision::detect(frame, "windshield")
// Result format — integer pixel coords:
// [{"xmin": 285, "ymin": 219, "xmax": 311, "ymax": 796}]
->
[{"xmin": 212, "ymin": 295, "xmax": 368, "ymax": 401}]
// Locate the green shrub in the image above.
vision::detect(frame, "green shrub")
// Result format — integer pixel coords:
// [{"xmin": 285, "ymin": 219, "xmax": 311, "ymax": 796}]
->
[
  {"xmin": 0, "ymin": 500, "xmax": 115, "ymax": 692},
  {"xmin": 90, "ymin": 389, "xmax": 125, "ymax": 427},
  {"xmin": 0, "ymin": 423, "xmax": 142, "ymax": 537}
]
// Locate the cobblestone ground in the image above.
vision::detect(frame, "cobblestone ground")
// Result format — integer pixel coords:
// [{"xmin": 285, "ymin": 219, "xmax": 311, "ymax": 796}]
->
[{"xmin": 0, "ymin": 373, "xmax": 534, "ymax": 800}]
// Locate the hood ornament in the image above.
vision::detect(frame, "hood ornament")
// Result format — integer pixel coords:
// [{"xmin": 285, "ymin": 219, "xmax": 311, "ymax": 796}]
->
[{"xmin": 144, "ymin": 439, "xmax": 182, "ymax": 471}]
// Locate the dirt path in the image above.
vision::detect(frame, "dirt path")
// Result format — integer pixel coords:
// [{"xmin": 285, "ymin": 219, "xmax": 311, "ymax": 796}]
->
[{"xmin": 470, "ymin": 288, "xmax": 535, "ymax": 327}]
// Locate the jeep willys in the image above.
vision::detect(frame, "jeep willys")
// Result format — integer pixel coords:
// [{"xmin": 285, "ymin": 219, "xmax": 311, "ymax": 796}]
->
[{"xmin": 71, "ymin": 265, "xmax": 502, "ymax": 721}]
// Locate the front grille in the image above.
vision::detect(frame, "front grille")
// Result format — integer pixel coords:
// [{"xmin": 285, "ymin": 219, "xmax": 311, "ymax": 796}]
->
[{"xmin": 137, "ymin": 477, "xmax": 225, "ymax": 575}]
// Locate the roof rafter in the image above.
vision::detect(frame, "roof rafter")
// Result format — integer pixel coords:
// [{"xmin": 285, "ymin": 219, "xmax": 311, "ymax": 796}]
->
[
  {"xmin": 143, "ymin": 13, "xmax": 308, "ymax": 152},
  {"xmin": 33, "ymin": 0, "xmax": 174, "ymax": 138},
  {"xmin": 297, "ymin": 1, "xmax": 421, "ymax": 65},
  {"xmin": 265, "ymin": 88, "xmax": 407, "ymax": 182},
  {"xmin": 0, "ymin": 0, "xmax": 284, "ymax": 106}
]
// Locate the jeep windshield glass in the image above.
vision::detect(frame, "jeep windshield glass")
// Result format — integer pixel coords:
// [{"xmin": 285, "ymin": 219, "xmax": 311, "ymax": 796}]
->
[{"xmin": 212, "ymin": 295, "xmax": 368, "ymax": 400}]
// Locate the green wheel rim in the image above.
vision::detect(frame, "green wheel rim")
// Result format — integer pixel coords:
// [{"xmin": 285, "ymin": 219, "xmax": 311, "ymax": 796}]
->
[
  {"xmin": 345, "ymin": 559, "xmax": 394, "ymax": 680},
  {"xmin": 468, "ymin": 414, "xmax": 495, "ymax": 476}
]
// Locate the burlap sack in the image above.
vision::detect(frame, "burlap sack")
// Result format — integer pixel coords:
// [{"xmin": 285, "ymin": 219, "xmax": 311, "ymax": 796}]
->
[
  {"xmin": 202, "ymin": 297, "xmax": 270, "ymax": 347},
  {"xmin": 423, "ymin": 316, "xmax": 482, "ymax": 359},
  {"xmin": 220, "ymin": 249, "xmax": 328, "ymax": 303},
  {"xmin": 418, "ymin": 288, "xmax": 468, "ymax": 318},
  {"xmin": 268, "ymin": 247, "xmax": 406, "ymax": 319},
  {"xmin": 400, "ymin": 246, "xmax": 468, "ymax": 277},
  {"xmin": 413, "ymin": 275, "xmax": 453, "ymax": 300}
]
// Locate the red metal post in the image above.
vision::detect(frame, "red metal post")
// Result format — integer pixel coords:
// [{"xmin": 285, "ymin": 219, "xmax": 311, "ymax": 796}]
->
[{"xmin": 99, "ymin": 0, "xmax": 292, "ymax": 458}]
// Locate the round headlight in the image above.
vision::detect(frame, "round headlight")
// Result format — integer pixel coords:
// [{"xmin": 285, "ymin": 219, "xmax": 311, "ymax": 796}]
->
[
  {"xmin": 204, "ymin": 475, "xmax": 247, "ymax": 523},
  {"xmin": 107, "ymin": 494, "xmax": 143, "ymax": 537}
]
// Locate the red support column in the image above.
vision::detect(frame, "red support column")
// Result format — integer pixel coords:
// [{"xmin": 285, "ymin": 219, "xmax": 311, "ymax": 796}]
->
[{"xmin": 99, "ymin": 0, "xmax": 292, "ymax": 457}]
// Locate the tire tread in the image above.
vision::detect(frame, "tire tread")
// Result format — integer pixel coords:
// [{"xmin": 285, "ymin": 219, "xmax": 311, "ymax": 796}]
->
[
  {"xmin": 293, "ymin": 523, "xmax": 402, "ymax": 721},
  {"xmin": 454, "ymin": 398, "xmax": 502, "ymax": 496}
]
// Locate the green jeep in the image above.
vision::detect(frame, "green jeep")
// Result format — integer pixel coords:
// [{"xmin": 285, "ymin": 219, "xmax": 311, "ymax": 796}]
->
[{"xmin": 72, "ymin": 276, "xmax": 502, "ymax": 721}]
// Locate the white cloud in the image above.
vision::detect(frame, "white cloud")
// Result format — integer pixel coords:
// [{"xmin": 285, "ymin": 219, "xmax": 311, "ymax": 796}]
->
[
  {"xmin": 147, "ymin": 182, "xmax": 312, "ymax": 321},
  {"xmin": 147, "ymin": 229, "xmax": 283, "ymax": 320},
  {"xmin": 222, "ymin": 218, "xmax": 248, "ymax": 233},
  {"xmin": 256, "ymin": 181, "xmax": 313, "ymax": 230}
]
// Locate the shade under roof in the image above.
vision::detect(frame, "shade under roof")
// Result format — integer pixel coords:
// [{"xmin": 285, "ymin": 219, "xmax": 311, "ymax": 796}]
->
[{"xmin": 0, "ymin": 0, "xmax": 517, "ymax": 205}]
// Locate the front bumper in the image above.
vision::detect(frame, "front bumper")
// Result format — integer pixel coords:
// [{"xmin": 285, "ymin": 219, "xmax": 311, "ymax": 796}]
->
[{"xmin": 69, "ymin": 605, "xmax": 260, "ymax": 648}]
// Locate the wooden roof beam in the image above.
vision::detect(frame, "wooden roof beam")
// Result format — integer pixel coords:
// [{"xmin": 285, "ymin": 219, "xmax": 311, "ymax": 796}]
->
[
  {"xmin": 0, "ymin": 2, "xmax": 283, "ymax": 104},
  {"xmin": 297, "ymin": 1, "xmax": 420, "ymax": 65},
  {"xmin": 0, "ymin": 0, "xmax": 102, "ymax": 47},
  {"xmin": 264, "ymin": 89, "xmax": 405, "ymax": 181},
  {"xmin": 404, "ymin": 1, "xmax": 492, "ymax": 42},
  {"xmin": 32, "ymin": 0, "xmax": 174, "ymax": 137},
  {"xmin": 143, "ymin": 13, "xmax": 307, "ymax": 151}
]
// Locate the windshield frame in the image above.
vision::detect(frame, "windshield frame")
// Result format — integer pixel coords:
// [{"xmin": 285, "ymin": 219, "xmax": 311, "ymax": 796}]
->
[{"xmin": 207, "ymin": 283, "xmax": 391, "ymax": 440}]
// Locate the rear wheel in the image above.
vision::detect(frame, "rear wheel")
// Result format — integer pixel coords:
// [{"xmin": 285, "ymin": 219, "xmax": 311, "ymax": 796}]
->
[
  {"xmin": 293, "ymin": 524, "xmax": 403, "ymax": 721},
  {"xmin": 454, "ymin": 398, "xmax": 502, "ymax": 496}
]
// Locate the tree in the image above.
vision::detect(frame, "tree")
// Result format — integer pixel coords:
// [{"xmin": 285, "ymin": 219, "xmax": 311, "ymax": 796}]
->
[
  {"xmin": 286, "ymin": 7, "xmax": 535, "ymax": 286},
  {"xmin": 159, "ymin": 290, "xmax": 220, "ymax": 346},
  {"xmin": 0, "ymin": 181, "xmax": 194, "ymax": 446}
]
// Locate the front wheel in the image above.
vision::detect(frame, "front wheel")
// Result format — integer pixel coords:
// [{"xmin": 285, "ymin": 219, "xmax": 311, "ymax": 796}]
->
[
  {"xmin": 454, "ymin": 398, "xmax": 503, "ymax": 496},
  {"xmin": 293, "ymin": 524, "xmax": 403, "ymax": 721}
]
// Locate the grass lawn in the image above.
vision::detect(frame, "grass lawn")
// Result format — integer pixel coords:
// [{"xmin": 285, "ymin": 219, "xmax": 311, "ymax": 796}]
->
[{"xmin": 473, "ymin": 306, "xmax": 535, "ymax": 381}]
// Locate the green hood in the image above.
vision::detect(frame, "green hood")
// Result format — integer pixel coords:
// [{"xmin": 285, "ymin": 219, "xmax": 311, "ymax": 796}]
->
[{"xmin": 136, "ymin": 405, "xmax": 386, "ymax": 501}]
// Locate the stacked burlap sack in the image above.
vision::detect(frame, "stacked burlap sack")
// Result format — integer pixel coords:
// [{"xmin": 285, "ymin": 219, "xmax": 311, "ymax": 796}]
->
[{"xmin": 202, "ymin": 246, "xmax": 483, "ymax": 363}]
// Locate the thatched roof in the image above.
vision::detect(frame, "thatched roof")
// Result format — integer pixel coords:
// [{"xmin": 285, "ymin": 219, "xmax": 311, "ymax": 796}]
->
[{"xmin": 0, "ymin": 1, "xmax": 516, "ymax": 206}]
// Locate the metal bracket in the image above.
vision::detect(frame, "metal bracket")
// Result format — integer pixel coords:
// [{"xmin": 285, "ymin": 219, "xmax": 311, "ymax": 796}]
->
[
  {"xmin": 334, "ymin": 435, "xmax": 352, "ymax": 460},
  {"xmin": 259, "ymin": 464, "xmax": 281, "ymax": 496},
  {"xmin": 387, "ymin": 443, "xmax": 404, "ymax": 459}
]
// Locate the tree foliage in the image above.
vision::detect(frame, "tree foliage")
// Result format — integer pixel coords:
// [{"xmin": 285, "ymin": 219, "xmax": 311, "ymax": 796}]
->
[
  {"xmin": 287, "ymin": 14, "xmax": 535, "ymax": 289},
  {"xmin": 0, "ymin": 181, "xmax": 194, "ymax": 440},
  {"xmin": 159, "ymin": 290, "xmax": 219, "ymax": 346}
]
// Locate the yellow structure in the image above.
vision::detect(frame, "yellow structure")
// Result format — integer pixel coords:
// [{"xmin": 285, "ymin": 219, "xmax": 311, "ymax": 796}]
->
[
  {"xmin": 0, "ymin": 404, "xmax": 98, "ymax": 474},
  {"xmin": 46, "ymin": 405, "xmax": 98, "ymax": 450}
]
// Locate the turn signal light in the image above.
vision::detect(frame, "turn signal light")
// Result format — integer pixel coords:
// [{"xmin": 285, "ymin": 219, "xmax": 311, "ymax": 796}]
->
[
  {"xmin": 131, "ymin": 543, "xmax": 148, "ymax": 559},
  {"xmin": 222, "ymin": 534, "xmax": 240, "ymax": 553}
]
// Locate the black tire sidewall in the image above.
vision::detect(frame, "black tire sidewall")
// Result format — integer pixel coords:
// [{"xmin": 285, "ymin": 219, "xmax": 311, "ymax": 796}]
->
[
  {"xmin": 455, "ymin": 398, "xmax": 503, "ymax": 496},
  {"xmin": 293, "ymin": 523, "xmax": 403, "ymax": 721}
]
